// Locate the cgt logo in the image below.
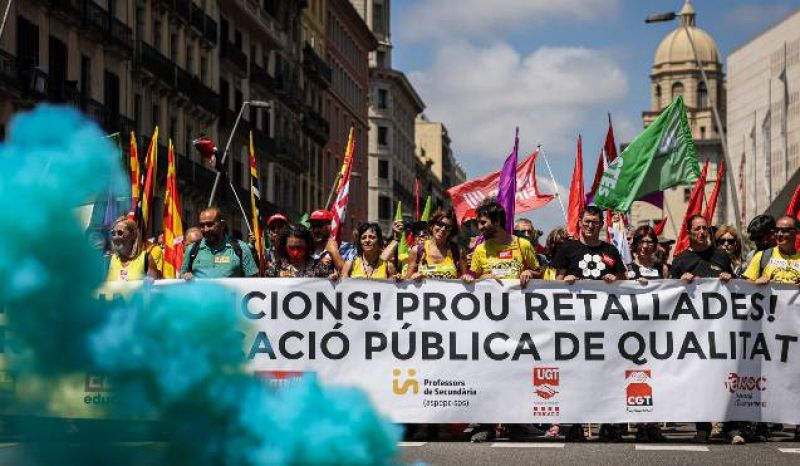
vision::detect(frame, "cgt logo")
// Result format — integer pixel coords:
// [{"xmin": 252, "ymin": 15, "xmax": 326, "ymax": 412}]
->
[
  {"xmin": 533, "ymin": 367, "xmax": 559, "ymax": 400},
  {"xmin": 392, "ymin": 368, "xmax": 419, "ymax": 395},
  {"xmin": 625, "ymin": 369, "xmax": 653, "ymax": 407}
]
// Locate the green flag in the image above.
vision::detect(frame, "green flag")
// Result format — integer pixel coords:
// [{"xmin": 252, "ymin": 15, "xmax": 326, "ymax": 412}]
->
[
  {"xmin": 594, "ymin": 96, "xmax": 700, "ymax": 211},
  {"xmin": 420, "ymin": 196, "xmax": 433, "ymax": 222},
  {"xmin": 298, "ymin": 213, "xmax": 310, "ymax": 227},
  {"xmin": 395, "ymin": 201, "xmax": 410, "ymax": 263}
]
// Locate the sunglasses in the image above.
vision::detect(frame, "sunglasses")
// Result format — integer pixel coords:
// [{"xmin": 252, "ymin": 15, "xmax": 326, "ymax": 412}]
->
[
  {"xmin": 776, "ymin": 227, "xmax": 797, "ymax": 234},
  {"xmin": 434, "ymin": 222, "xmax": 453, "ymax": 231},
  {"xmin": 110, "ymin": 229, "xmax": 126, "ymax": 238},
  {"xmin": 718, "ymin": 238, "xmax": 737, "ymax": 245}
]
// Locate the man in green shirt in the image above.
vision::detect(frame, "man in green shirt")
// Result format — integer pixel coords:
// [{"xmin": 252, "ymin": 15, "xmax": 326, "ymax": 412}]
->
[{"xmin": 180, "ymin": 207, "xmax": 259, "ymax": 279}]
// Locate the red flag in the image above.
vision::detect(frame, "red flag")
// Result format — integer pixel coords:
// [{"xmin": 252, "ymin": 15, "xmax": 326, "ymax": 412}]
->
[
  {"xmin": 162, "ymin": 140, "xmax": 184, "ymax": 278},
  {"xmin": 674, "ymin": 160, "xmax": 710, "ymax": 256},
  {"xmin": 653, "ymin": 216, "xmax": 668, "ymax": 236},
  {"xmin": 787, "ymin": 184, "xmax": 800, "ymax": 251},
  {"xmin": 704, "ymin": 160, "xmax": 725, "ymax": 222},
  {"xmin": 566, "ymin": 135, "xmax": 585, "ymax": 238},
  {"xmin": 447, "ymin": 150, "xmax": 554, "ymax": 223},
  {"xmin": 586, "ymin": 115, "xmax": 617, "ymax": 204}
]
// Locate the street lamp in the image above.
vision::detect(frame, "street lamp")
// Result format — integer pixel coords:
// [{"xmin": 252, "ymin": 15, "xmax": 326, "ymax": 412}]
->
[
  {"xmin": 645, "ymin": 5, "xmax": 743, "ymax": 233},
  {"xmin": 205, "ymin": 100, "xmax": 273, "ymax": 237},
  {"xmin": 208, "ymin": 100, "xmax": 274, "ymax": 208}
]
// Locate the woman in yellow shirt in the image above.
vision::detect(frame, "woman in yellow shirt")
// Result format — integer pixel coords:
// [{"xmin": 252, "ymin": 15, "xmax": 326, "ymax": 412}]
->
[
  {"xmin": 106, "ymin": 217, "xmax": 160, "ymax": 282},
  {"xmin": 405, "ymin": 210, "xmax": 472, "ymax": 281},
  {"xmin": 343, "ymin": 222, "xmax": 397, "ymax": 279}
]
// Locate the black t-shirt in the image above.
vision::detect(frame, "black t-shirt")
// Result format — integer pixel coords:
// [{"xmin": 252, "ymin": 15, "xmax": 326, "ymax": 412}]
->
[
  {"xmin": 669, "ymin": 247, "xmax": 733, "ymax": 279},
  {"xmin": 552, "ymin": 239, "xmax": 626, "ymax": 280}
]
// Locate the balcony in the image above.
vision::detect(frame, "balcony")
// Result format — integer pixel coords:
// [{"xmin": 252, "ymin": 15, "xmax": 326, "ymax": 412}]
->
[
  {"xmin": 190, "ymin": 3, "xmax": 205, "ymax": 32},
  {"xmin": 274, "ymin": 136, "xmax": 307, "ymax": 172},
  {"xmin": 176, "ymin": 158, "xmax": 218, "ymax": 191},
  {"xmin": 48, "ymin": 0, "xmax": 83, "ymax": 23},
  {"xmin": 174, "ymin": 0, "xmax": 191, "ymax": 23},
  {"xmin": 0, "ymin": 49, "xmax": 18, "ymax": 87},
  {"xmin": 220, "ymin": 41, "xmax": 248, "ymax": 76},
  {"xmin": 176, "ymin": 66, "xmax": 193, "ymax": 94},
  {"xmin": 303, "ymin": 43, "xmax": 331, "ymax": 88},
  {"xmin": 302, "ymin": 107, "xmax": 329, "ymax": 145},
  {"xmin": 250, "ymin": 63, "xmax": 278, "ymax": 92},
  {"xmin": 190, "ymin": 78, "xmax": 219, "ymax": 114},
  {"xmin": 251, "ymin": 128, "xmax": 276, "ymax": 155},
  {"xmin": 46, "ymin": 79, "xmax": 81, "ymax": 105},
  {"xmin": 137, "ymin": 41, "xmax": 176, "ymax": 87},
  {"xmin": 204, "ymin": 17, "xmax": 217, "ymax": 45}
]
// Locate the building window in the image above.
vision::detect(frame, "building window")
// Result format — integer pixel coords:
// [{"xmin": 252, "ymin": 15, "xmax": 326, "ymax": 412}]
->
[
  {"xmin": 376, "ymin": 50, "xmax": 386, "ymax": 68},
  {"xmin": 378, "ymin": 195, "xmax": 391, "ymax": 220},
  {"xmin": 377, "ymin": 88, "xmax": 388, "ymax": 109},
  {"xmin": 372, "ymin": 2, "xmax": 384, "ymax": 35},
  {"xmin": 700, "ymin": 126, "xmax": 706, "ymax": 139},
  {"xmin": 152, "ymin": 104, "xmax": 160, "ymax": 130},
  {"xmin": 17, "ymin": 16, "xmax": 39, "ymax": 68},
  {"xmin": 672, "ymin": 82, "xmax": 684, "ymax": 101},
  {"xmin": 170, "ymin": 32, "xmax": 178, "ymax": 62},
  {"xmin": 697, "ymin": 81, "xmax": 708, "ymax": 108},
  {"xmin": 134, "ymin": 94, "xmax": 142, "ymax": 134},
  {"xmin": 655, "ymin": 84, "xmax": 661, "ymax": 109},
  {"xmin": 104, "ymin": 70, "xmax": 120, "ymax": 115},
  {"xmin": 153, "ymin": 19, "xmax": 161, "ymax": 50},
  {"xmin": 377, "ymin": 125, "xmax": 388, "ymax": 146},
  {"xmin": 80, "ymin": 55, "xmax": 91, "ymax": 99},
  {"xmin": 378, "ymin": 159, "xmax": 389, "ymax": 179},
  {"xmin": 683, "ymin": 187, "xmax": 691, "ymax": 202}
]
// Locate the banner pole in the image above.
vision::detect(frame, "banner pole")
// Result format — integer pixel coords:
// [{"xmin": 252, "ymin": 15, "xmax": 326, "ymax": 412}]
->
[{"xmin": 540, "ymin": 145, "xmax": 568, "ymax": 223}]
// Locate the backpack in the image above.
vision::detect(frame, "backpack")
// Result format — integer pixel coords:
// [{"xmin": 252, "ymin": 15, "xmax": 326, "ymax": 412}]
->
[
  {"xmin": 186, "ymin": 239, "xmax": 245, "ymax": 276},
  {"xmin": 757, "ymin": 248, "xmax": 774, "ymax": 277}
]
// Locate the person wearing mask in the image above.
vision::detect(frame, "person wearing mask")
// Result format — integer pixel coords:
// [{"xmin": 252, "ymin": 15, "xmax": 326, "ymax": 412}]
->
[
  {"xmin": 628, "ymin": 226, "xmax": 668, "ymax": 283},
  {"xmin": 469, "ymin": 200, "xmax": 538, "ymax": 288},
  {"xmin": 180, "ymin": 207, "xmax": 259, "ymax": 279},
  {"xmin": 343, "ymin": 223, "xmax": 397, "ymax": 279},
  {"xmin": 106, "ymin": 216, "xmax": 161, "ymax": 282},
  {"xmin": 406, "ymin": 209, "xmax": 472, "ymax": 281},
  {"xmin": 552, "ymin": 206, "xmax": 625, "ymax": 442},
  {"xmin": 715, "ymin": 225, "xmax": 745, "ymax": 277},
  {"xmin": 265, "ymin": 225, "xmax": 336, "ymax": 278},
  {"xmin": 669, "ymin": 214, "xmax": 743, "ymax": 444}
]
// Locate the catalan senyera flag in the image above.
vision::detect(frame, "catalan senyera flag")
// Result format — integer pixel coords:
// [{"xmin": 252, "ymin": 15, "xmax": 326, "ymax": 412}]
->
[
  {"xmin": 162, "ymin": 139, "xmax": 184, "ymax": 278},
  {"xmin": 331, "ymin": 127, "xmax": 356, "ymax": 239},
  {"xmin": 336, "ymin": 126, "xmax": 355, "ymax": 192},
  {"xmin": 128, "ymin": 131, "xmax": 140, "ymax": 218},
  {"xmin": 140, "ymin": 127, "xmax": 159, "ymax": 242},
  {"xmin": 249, "ymin": 131, "xmax": 265, "ymax": 276}
]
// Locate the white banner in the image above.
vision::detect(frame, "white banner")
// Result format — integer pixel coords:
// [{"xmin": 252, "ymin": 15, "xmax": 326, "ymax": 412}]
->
[{"xmin": 143, "ymin": 279, "xmax": 800, "ymax": 423}]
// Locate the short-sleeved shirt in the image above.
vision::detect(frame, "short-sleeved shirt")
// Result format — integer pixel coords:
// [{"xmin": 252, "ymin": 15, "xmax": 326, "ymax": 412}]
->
[
  {"xmin": 180, "ymin": 237, "xmax": 259, "ymax": 278},
  {"xmin": 552, "ymin": 239, "xmax": 625, "ymax": 280},
  {"xmin": 266, "ymin": 258, "xmax": 331, "ymax": 278},
  {"xmin": 106, "ymin": 251, "xmax": 147, "ymax": 282},
  {"xmin": 669, "ymin": 247, "xmax": 733, "ymax": 279},
  {"xmin": 742, "ymin": 247, "xmax": 800, "ymax": 284},
  {"xmin": 470, "ymin": 236, "xmax": 538, "ymax": 279}
]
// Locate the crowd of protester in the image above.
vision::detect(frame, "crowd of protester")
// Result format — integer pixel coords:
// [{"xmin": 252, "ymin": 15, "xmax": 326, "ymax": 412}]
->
[{"xmin": 101, "ymin": 198, "xmax": 800, "ymax": 444}]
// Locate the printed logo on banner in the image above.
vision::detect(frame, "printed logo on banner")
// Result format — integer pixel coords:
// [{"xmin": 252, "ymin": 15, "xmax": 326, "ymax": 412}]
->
[
  {"xmin": 84, "ymin": 373, "xmax": 114, "ymax": 405},
  {"xmin": 532, "ymin": 367, "xmax": 560, "ymax": 417},
  {"xmin": 625, "ymin": 369, "xmax": 653, "ymax": 413},
  {"xmin": 725, "ymin": 373, "xmax": 768, "ymax": 408},
  {"xmin": 393, "ymin": 368, "xmax": 419, "ymax": 395},
  {"xmin": 255, "ymin": 370, "xmax": 306, "ymax": 389}
]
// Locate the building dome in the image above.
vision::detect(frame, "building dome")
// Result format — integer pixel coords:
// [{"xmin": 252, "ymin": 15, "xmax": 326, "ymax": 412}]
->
[{"xmin": 653, "ymin": 0, "xmax": 720, "ymax": 66}]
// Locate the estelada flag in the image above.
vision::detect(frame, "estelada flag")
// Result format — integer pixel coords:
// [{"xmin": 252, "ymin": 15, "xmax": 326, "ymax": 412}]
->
[
  {"xmin": 249, "ymin": 131, "xmax": 265, "ymax": 276},
  {"xmin": 162, "ymin": 139, "xmax": 184, "ymax": 278},
  {"xmin": 128, "ymin": 131, "xmax": 140, "ymax": 218},
  {"xmin": 140, "ymin": 127, "xmax": 159, "ymax": 242},
  {"xmin": 447, "ymin": 149, "xmax": 554, "ymax": 223},
  {"xmin": 330, "ymin": 127, "xmax": 356, "ymax": 239}
]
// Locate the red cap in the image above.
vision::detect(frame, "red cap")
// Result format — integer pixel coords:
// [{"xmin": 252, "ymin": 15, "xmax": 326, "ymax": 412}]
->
[
  {"xmin": 266, "ymin": 213, "xmax": 289, "ymax": 227},
  {"xmin": 309, "ymin": 209, "xmax": 333, "ymax": 221}
]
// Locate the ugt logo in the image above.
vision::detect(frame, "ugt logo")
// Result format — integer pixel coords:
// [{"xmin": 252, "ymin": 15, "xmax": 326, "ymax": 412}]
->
[
  {"xmin": 392, "ymin": 368, "xmax": 419, "ymax": 395},
  {"xmin": 533, "ymin": 367, "xmax": 559, "ymax": 400},
  {"xmin": 626, "ymin": 369, "xmax": 653, "ymax": 407}
]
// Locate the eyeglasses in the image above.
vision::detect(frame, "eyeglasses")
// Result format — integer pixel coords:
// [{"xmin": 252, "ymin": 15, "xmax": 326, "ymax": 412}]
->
[
  {"xmin": 638, "ymin": 239, "xmax": 656, "ymax": 245},
  {"xmin": 718, "ymin": 238, "xmax": 737, "ymax": 245},
  {"xmin": 776, "ymin": 227, "xmax": 797, "ymax": 234},
  {"xmin": 110, "ymin": 229, "xmax": 126, "ymax": 238},
  {"xmin": 582, "ymin": 220, "xmax": 602, "ymax": 227},
  {"xmin": 434, "ymin": 222, "xmax": 453, "ymax": 232}
]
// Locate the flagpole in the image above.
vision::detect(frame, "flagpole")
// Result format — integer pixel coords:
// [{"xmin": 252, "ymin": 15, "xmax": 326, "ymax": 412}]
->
[
  {"xmin": 539, "ymin": 145, "xmax": 568, "ymax": 223},
  {"xmin": 228, "ymin": 178, "xmax": 253, "ymax": 236}
]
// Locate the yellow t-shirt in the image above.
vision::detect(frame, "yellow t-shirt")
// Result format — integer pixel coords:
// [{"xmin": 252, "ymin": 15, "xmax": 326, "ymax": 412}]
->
[
  {"xmin": 417, "ymin": 240, "xmax": 458, "ymax": 279},
  {"xmin": 147, "ymin": 243, "xmax": 164, "ymax": 273},
  {"xmin": 470, "ymin": 236, "xmax": 538, "ymax": 279},
  {"xmin": 743, "ymin": 247, "xmax": 800, "ymax": 284},
  {"xmin": 350, "ymin": 256, "xmax": 389, "ymax": 279},
  {"xmin": 106, "ymin": 251, "xmax": 148, "ymax": 282}
]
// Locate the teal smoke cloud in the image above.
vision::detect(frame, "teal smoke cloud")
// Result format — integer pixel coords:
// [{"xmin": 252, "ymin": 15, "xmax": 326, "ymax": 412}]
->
[{"xmin": 0, "ymin": 106, "xmax": 399, "ymax": 465}]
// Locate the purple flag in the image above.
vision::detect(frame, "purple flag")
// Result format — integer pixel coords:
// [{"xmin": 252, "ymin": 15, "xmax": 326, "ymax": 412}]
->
[
  {"xmin": 497, "ymin": 127, "xmax": 519, "ymax": 233},
  {"xmin": 639, "ymin": 191, "xmax": 664, "ymax": 209}
]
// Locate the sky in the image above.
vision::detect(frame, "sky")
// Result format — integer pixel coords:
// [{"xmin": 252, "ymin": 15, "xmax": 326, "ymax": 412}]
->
[{"xmin": 391, "ymin": 0, "xmax": 800, "ymax": 234}]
